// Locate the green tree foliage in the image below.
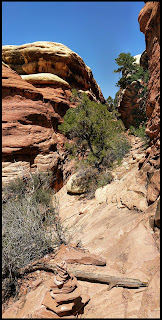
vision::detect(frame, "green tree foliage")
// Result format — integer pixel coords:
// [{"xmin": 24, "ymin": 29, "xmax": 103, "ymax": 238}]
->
[
  {"xmin": 59, "ymin": 93, "xmax": 130, "ymax": 170},
  {"xmin": 114, "ymin": 52, "xmax": 149, "ymax": 90},
  {"xmin": 114, "ymin": 52, "xmax": 149, "ymax": 131},
  {"xmin": 105, "ymin": 94, "xmax": 120, "ymax": 118},
  {"xmin": 114, "ymin": 52, "xmax": 136, "ymax": 75}
]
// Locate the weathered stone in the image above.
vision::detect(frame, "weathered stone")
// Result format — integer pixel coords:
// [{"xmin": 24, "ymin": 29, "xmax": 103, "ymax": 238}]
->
[
  {"xmin": 42, "ymin": 291, "xmax": 75, "ymax": 315},
  {"xmin": 66, "ymin": 172, "xmax": 88, "ymax": 194},
  {"xmin": 154, "ymin": 197, "xmax": 160, "ymax": 228},
  {"xmin": 41, "ymin": 260, "xmax": 89, "ymax": 317},
  {"xmin": 118, "ymin": 81, "xmax": 145, "ymax": 129},
  {"xmin": 21, "ymin": 73, "xmax": 71, "ymax": 89},
  {"xmin": 2, "ymin": 41, "xmax": 105, "ymax": 103},
  {"xmin": 51, "ymin": 285, "xmax": 81, "ymax": 304},
  {"xmin": 138, "ymin": 1, "xmax": 160, "ymax": 204},
  {"xmin": 95, "ymin": 165, "xmax": 148, "ymax": 212},
  {"xmin": 54, "ymin": 244, "xmax": 106, "ymax": 266},
  {"xmin": 30, "ymin": 279, "xmax": 43, "ymax": 290},
  {"xmin": 32, "ymin": 306, "xmax": 60, "ymax": 318},
  {"xmin": 2, "ymin": 39, "xmax": 106, "ymax": 186},
  {"xmin": 140, "ymin": 50, "xmax": 148, "ymax": 70},
  {"xmin": 45, "ymin": 277, "xmax": 77, "ymax": 294},
  {"xmin": 2, "ymin": 63, "xmax": 69, "ymax": 189}
]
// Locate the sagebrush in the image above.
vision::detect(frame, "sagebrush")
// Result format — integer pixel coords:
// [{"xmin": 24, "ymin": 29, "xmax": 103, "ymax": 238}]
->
[{"xmin": 2, "ymin": 171, "xmax": 67, "ymax": 302}]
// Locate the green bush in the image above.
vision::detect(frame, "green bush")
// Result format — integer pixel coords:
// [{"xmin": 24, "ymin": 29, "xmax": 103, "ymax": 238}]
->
[
  {"xmin": 59, "ymin": 93, "xmax": 130, "ymax": 170},
  {"xmin": 129, "ymin": 123, "xmax": 150, "ymax": 143},
  {"xmin": 2, "ymin": 171, "xmax": 67, "ymax": 302}
]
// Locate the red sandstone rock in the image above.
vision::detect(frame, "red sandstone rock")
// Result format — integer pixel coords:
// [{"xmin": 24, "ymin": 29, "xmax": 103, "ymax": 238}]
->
[
  {"xmin": 54, "ymin": 245, "xmax": 106, "ymax": 266},
  {"xmin": 42, "ymin": 291, "xmax": 75, "ymax": 316},
  {"xmin": 118, "ymin": 81, "xmax": 145, "ymax": 128},
  {"xmin": 51, "ymin": 284, "xmax": 81, "ymax": 304},
  {"xmin": 42, "ymin": 261, "xmax": 89, "ymax": 317},
  {"xmin": 2, "ymin": 41, "xmax": 105, "ymax": 103},
  {"xmin": 32, "ymin": 306, "xmax": 60, "ymax": 318},
  {"xmin": 45, "ymin": 276, "xmax": 78, "ymax": 294},
  {"xmin": 2, "ymin": 63, "xmax": 72, "ymax": 190},
  {"xmin": 138, "ymin": 2, "xmax": 160, "ymax": 204}
]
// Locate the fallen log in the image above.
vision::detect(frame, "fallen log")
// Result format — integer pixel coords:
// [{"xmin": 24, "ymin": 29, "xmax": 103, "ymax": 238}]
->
[
  {"xmin": 20, "ymin": 262, "xmax": 148, "ymax": 290},
  {"xmin": 68, "ymin": 269, "xmax": 148, "ymax": 290}
]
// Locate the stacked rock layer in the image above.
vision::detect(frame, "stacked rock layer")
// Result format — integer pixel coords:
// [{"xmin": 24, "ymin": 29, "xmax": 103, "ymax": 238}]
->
[
  {"xmin": 41, "ymin": 261, "xmax": 90, "ymax": 317},
  {"xmin": 2, "ymin": 62, "xmax": 71, "ymax": 189},
  {"xmin": 2, "ymin": 41, "xmax": 105, "ymax": 103},
  {"xmin": 2, "ymin": 42, "xmax": 105, "ymax": 187}
]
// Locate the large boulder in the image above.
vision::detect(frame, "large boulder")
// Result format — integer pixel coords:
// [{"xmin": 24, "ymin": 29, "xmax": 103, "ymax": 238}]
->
[
  {"xmin": 66, "ymin": 172, "xmax": 87, "ymax": 194},
  {"xmin": 2, "ymin": 41, "xmax": 105, "ymax": 103}
]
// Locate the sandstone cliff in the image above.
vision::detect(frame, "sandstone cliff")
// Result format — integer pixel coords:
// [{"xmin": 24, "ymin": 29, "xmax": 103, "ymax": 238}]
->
[
  {"xmin": 2, "ymin": 41, "xmax": 105, "ymax": 103},
  {"xmin": 2, "ymin": 42, "xmax": 105, "ymax": 187},
  {"xmin": 2, "ymin": 62, "xmax": 72, "ymax": 189},
  {"xmin": 117, "ymin": 52, "xmax": 148, "ymax": 129},
  {"xmin": 138, "ymin": 1, "xmax": 160, "ymax": 205}
]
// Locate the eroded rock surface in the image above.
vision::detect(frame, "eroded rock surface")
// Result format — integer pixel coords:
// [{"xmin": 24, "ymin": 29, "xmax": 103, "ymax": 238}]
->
[
  {"xmin": 118, "ymin": 80, "xmax": 145, "ymax": 129},
  {"xmin": 2, "ymin": 41, "xmax": 105, "ymax": 103},
  {"xmin": 138, "ymin": 1, "xmax": 160, "ymax": 205},
  {"xmin": 2, "ymin": 137, "xmax": 160, "ymax": 318},
  {"xmin": 2, "ymin": 41, "xmax": 106, "ymax": 186},
  {"xmin": 2, "ymin": 62, "xmax": 71, "ymax": 189},
  {"xmin": 54, "ymin": 244, "xmax": 106, "ymax": 266}
]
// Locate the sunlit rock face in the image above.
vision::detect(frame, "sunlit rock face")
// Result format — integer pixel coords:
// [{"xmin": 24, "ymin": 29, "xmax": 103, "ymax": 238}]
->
[
  {"xmin": 2, "ymin": 41, "xmax": 106, "ymax": 187},
  {"xmin": 138, "ymin": 1, "xmax": 160, "ymax": 205},
  {"xmin": 2, "ymin": 41, "xmax": 105, "ymax": 103},
  {"xmin": 2, "ymin": 62, "xmax": 71, "ymax": 189}
]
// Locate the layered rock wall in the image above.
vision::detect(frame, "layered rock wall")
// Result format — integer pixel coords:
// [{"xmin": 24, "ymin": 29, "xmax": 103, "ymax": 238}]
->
[
  {"xmin": 138, "ymin": 1, "xmax": 160, "ymax": 205},
  {"xmin": 2, "ymin": 41, "xmax": 105, "ymax": 103},
  {"xmin": 2, "ymin": 63, "xmax": 71, "ymax": 189},
  {"xmin": 2, "ymin": 42, "xmax": 105, "ymax": 188}
]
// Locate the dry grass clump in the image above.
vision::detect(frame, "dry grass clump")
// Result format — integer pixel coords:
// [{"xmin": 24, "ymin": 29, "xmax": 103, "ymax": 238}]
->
[{"xmin": 2, "ymin": 171, "xmax": 66, "ymax": 302}]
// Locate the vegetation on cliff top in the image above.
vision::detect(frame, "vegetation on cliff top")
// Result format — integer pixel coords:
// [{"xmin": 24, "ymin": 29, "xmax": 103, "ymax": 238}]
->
[
  {"xmin": 114, "ymin": 52, "xmax": 149, "ymax": 90},
  {"xmin": 113, "ymin": 52, "xmax": 149, "ymax": 134}
]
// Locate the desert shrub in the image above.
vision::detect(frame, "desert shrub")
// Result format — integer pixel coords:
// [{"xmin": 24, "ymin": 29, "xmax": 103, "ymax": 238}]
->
[
  {"xmin": 73, "ymin": 163, "xmax": 113, "ymax": 198},
  {"xmin": 2, "ymin": 171, "xmax": 66, "ymax": 302},
  {"xmin": 129, "ymin": 123, "xmax": 150, "ymax": 142},
  {"xmin": 59, "ymin": 93, "xmax": 130, "ymax": 170}
]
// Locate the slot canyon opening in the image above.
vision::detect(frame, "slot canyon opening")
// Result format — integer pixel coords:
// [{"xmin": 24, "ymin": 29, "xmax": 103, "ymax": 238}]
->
[{"xmin": 50, "ymin": 167, "xmax": 63, "ymax": 192}]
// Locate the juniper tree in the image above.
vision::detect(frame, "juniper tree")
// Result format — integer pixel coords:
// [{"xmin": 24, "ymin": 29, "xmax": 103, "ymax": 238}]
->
[{"xmin": 59, "ymin": 93, "xmax": 130, "ymax": 170}]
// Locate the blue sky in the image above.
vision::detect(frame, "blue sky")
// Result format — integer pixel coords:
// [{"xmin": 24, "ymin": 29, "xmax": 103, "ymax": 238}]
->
[{"xmin": 2, "ymin": 1, "xmax": 146, "ymax": 99}]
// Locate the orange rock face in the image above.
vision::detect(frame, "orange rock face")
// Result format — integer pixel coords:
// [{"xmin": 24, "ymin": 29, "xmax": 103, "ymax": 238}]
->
[
  {"xmin": 2, "ymin": 42, "xmax": 106, "ymax": 187},
  {"xmin": 138, "ymin": 2, "xmax": 160, "ymax": 204},
  {"xmin": 2, "ymin": 63, "xmax": 72, "ymax": 190}
]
